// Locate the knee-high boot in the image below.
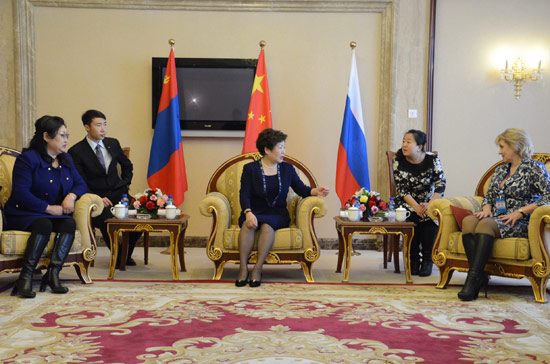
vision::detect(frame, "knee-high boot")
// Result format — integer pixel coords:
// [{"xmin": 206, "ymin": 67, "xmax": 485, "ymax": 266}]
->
[
  {"xmin": 457, "ymin": 233, "xmax": 494, "ymax": 301},
  {"xmin": 40, "ymin": 233, "xmax": 74, "ymax": 293},
  {"xmin": 11, "ymin": 233, "xmax": 50, "ymax": 298},
  {"xmin": 461, "ymin": 233, "xmax": 475, "ymax": 262}
]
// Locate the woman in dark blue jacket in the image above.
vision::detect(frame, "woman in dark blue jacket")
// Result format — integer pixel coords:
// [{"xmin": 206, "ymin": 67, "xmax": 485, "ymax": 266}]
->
[
  {"xmin": 236, "ymin": 129, "xmax": 329, "ymax": 287},
  {"xmin": 5, "ymin": 115, "xmax": 87, "ymax": 298}
]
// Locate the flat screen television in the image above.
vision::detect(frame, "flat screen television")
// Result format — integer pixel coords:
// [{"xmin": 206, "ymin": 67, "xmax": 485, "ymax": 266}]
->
[{"xmin": 152, "ymin": 57, "xmax": 257, "ymax": 136}]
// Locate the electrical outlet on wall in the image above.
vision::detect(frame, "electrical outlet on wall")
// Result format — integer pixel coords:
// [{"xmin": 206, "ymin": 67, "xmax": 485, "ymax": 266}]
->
[{"xmin": 408, "ymin": 109, "xmax": 417, "ymax": 118}]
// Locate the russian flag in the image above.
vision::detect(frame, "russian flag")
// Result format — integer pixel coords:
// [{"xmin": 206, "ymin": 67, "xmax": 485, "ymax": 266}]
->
[
  {"xmin": 147, "ymin": 47, "xmax": 188, "ymax": 206},
  {"xmin": 335, "ymin": 50, "xmax": 370, "ymax": 207}
]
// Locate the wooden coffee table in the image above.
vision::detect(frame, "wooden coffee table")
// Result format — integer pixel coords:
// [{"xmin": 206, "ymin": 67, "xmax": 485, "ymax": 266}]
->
[
  {"xmin": 334, "ymin": 216, "xmax": 415, "ymax": 283},
  {"xmin": 106, "ymin": 215, "xmax": 189, "ymax": 280}
]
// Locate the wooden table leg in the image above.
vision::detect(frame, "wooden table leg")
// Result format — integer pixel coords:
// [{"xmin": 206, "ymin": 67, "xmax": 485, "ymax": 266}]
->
[
  {"xmin": 177, "ymin": 226, "xmax": 186, "ymax": 272},
  {"xmin": 342, "ymin": 232, "xmax": 352, "ymax": 282},
  {"xmin": 403, "ymin": 231, "xmax": 414, "ymax": 284},
  {"xmin": 107, "ymin": 226, "xmax": 118, "ymax": 280},
  {"xmin": 383, "ymin": 235, "xmax": 388, "ymax": 269},
  {"xmin": 393, "ymin": 235, "xmax": 400, "ymax": 273},
  {"xmin": 336, "ymin": 228, "xmax": 344, "ymax": 273},
  {"xmin": 144, "ymin": 231, "xmax": 149, "ymax": 265}
]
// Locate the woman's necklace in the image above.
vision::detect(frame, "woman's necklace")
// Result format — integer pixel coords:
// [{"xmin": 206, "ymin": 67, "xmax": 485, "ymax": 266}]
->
[{"xmin": 258, "ymin": 158, "xmax": 282, "ymax": 207}]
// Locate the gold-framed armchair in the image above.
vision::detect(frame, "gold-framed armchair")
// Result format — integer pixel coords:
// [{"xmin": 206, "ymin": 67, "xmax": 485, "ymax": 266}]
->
[
  {"xmin": 199, "ymin": 152, "xmax": 327, "ymax": 282},
  {"xmin": 0, "ymin": 146, "xmax": 104, "ymax": 284},
  {"xmin": 428, "ymin": 153, "xmax": 550, "ymax": 302}
]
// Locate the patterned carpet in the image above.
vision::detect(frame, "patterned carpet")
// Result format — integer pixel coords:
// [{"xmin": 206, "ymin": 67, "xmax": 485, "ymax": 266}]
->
[{"xmin": 1, "ymin": 281, "xmax": 549, "ymax": 363}]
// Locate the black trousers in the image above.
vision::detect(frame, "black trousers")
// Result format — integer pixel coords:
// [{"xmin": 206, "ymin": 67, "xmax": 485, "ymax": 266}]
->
[{"xmin": 408, "ymin": 214, "xmax": 438, "ymax": 262}]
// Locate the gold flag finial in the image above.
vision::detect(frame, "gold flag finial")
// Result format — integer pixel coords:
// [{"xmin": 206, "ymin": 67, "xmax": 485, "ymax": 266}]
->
[
  {"xmin": 350, "ymin": 41, "xmax": 357, "ymax": 50},
  {"xmin": 169, "ymin": 39, "xmax": 175, "ymax": 47},
  {"xmin": 259, "ymin": 40, "xmax": 266, "ymax": 49}
]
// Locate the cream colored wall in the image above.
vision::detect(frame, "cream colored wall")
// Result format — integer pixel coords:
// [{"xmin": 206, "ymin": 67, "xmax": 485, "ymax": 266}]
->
[
  {"xmin": 433, "ymin": 0, "xmax": 550, "ymax": 198},
  {"xmin": 33, "ymin": 7, "xmax": 381, "ymax": 238},
  {"xmin": 0, "ymin": 0, "xmax": 16, "ymax": 146}
]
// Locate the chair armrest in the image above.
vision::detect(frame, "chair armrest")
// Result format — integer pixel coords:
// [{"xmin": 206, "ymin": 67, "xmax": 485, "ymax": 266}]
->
[
  {"xmin": 200, "ymin": 192, "xmax": 232, "ymax": 253},
  {"xmin": 428, "ymin": 196, "xmax": 483, "ymax": 252},
  {"xmin": 295, "ymin": 196, "xmax": 327, "ymax": 251},
  {"xmin": 73, "ymin": 193, "xmax": 104, "ymax": 249},
  {"xmin": 527, "ymin": 205, "xmax": 550, "ymax": 267}
]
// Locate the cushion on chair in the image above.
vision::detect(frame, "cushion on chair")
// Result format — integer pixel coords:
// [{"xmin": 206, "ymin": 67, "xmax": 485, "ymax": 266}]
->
[
  {"xmin": 449, "ymin": 205, "xmax": 473, "ymax": 230},
  {"xmin": 222, "ymin": 225, "xmax": 303, "ymax": 250},
  {"xmin": 448, "ymin": 232, "xmax": 530, "ymax": 260},
  {"xmin": 0, "ymin": 230, "xmax": 82, "ymax": 256}
]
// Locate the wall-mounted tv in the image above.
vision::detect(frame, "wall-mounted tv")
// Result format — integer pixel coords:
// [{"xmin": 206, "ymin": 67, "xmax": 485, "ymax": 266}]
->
[{"xmin": 152, "ymin": 57, "xmax": 257, "ymax": 136}]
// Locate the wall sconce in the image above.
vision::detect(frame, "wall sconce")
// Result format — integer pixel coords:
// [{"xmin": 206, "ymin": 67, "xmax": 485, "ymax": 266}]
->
[{"xmin": 501, "ymin": 58, "xmax": 543, "ymax": 100}]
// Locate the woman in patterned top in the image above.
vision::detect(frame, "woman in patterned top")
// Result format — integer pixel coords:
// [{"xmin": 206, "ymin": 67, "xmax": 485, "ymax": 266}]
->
[
  {"xmin": 393, "ymin": 129, "xmax": 446, "ymax": 277},
  {"xmin": 458, "ymin": 128, "xmax": 550, "ymax": 301}
]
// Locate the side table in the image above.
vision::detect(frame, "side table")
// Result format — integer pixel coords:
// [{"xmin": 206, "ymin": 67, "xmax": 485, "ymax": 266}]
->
[
  {"xmin": 334, "ymin": 216, "xmax": 415, "ymax": 283},
  {"xmin": 106, "ymin": 215, "xmax": 190, "ymax": 280}
]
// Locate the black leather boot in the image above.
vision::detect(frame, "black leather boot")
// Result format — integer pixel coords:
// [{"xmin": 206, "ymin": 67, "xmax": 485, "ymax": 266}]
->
[
  {"xmin": 40, "ymin": 233, "xmax": 74, "ymax": 294},
  {"xmin": 410, "ymin": 259, "xmax": 421, "ymax": 275},
  {"xmin": 458, "ymin": 233, "xmax": 494, "ymax": 301},
  {"xmin": 461, "ymin": 233, "xmax": 475, "ymax": 262},
  {"xmin": 11, "ymin": 233, "xmax": 50, "ymax": 298},
  {"xmin": 419, "ymin": 239, "xmax": 435, "ymax": 277}
]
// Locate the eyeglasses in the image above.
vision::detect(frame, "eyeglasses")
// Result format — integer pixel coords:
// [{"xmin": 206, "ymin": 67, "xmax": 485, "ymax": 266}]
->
[{"xmin": 57, "ymin": 133, "xmax": 70, "ymax": 139}]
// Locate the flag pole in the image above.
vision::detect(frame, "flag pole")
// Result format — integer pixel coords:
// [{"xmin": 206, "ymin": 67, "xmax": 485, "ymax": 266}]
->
[
  {"xmin": 169, "ymin": 38, "xmax": 175, "ymax": 47},
  {"xmin": 259, "ymin": 40, "xmax": 266, "ymax": 49},
  {"xmin": 350, "ymin": 41, "xmax": 356, "ymax": 50}
]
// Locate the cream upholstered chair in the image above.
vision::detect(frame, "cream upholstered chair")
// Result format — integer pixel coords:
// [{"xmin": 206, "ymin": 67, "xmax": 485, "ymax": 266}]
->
[
  {"xmin": 199, "ymin": 152, "xmax": 327, "ymax": 282},
  {"xmin": 428, "ymin": 153, "xmax": 550, "ymax": 303},
  {"xmin": 0, "ymin": 146, "xmax": 104, "ymax": 283}
]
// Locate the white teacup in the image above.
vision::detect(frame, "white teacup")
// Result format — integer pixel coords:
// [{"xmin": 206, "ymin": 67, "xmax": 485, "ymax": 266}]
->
[
  {"xmin": 110, "ymin": 203, "xmax": 127, "ymax": 219},
  {"xmin": 395, "ymin": 207, "xmax": 411, "ymax": 222},
  {"xmin": 347, "ymin": 207, "xmax": 361, "ymax": 222},
  {"xmin": 165, "ymin": 205, "xmax": 177, "ymax": 219}
]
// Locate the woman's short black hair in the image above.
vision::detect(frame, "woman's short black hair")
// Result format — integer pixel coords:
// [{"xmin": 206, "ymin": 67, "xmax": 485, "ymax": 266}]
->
[
  {"xmin": 396, "ymin": 129, "xmax": 427, "ymax": 158},
  {"xmin": 256, "ymin": 128, "xmax": 287, "ymax": 156},
  {"xmin": 26, "ymin": 115, "xmax": 69, "ymax": 165}
]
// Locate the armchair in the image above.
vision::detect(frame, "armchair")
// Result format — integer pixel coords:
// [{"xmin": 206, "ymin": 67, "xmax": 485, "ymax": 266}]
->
[
  {"xmin": 199, "ymin": 152, "xmax": 327, "ymax": 282},
  {"xmin": 0, "ymin": 146, "xmax": 104, "ymax": 284},
  {"xmin": 428, "ymin": 153, "xmax": 550, "ymax": 302}
]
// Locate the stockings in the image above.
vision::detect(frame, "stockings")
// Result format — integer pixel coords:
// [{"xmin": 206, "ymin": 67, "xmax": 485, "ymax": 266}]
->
[{"xmin": 237, "ymin": 223, "xmax": 275, "ymax": 282}]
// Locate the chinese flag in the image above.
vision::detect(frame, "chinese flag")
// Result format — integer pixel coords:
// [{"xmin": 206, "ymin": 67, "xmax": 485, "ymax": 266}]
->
[{"xmin": 242, "ymin": 49, "xmax": 272, "ymax": 153}]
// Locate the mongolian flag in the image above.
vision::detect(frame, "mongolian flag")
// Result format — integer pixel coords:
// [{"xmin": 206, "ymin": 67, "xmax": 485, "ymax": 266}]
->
[
  {"xmin": 335, "ymin": 49, "xmax": 370, "ymax": 207},
  {"xmin": 242, "ymin": 48, "xmax": 272, "ymax": 153},
  {"xmin": 147, "ymin": 47, "xmax": 188, "ymax": 206}
]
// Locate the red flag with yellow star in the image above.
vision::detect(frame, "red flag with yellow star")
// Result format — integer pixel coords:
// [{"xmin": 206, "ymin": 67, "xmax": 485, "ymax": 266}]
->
[{"xmin": 242, "ymin": 48, "xmax": 272, "ymax": 153}]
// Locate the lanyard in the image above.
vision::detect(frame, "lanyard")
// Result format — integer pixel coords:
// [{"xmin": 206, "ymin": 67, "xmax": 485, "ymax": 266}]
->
[{"xmin": 258, "ymin": 159, "xmax": 282, "ymax": 207}]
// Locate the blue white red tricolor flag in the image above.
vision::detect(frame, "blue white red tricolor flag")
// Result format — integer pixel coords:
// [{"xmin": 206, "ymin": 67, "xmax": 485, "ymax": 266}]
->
[
  {"xmin": 147, "ymin": 47, "xmax": 188, "ymax": 206},
  {"xmin": 335, "ymin": 50, "xmax": 370, "ymax": 207}
]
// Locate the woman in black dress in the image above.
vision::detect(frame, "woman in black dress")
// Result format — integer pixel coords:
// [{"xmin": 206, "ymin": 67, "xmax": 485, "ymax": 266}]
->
[
  {"xmin": 236, "ymin": 129, "xmax": 329, "ymax": 287},
  {"xmin": 393, "ymin": 129, "xmax": 446, "ymax": 277},
  {"xmin": 458, "ymin": 128, "xmax": 550, "ymax": 301}
]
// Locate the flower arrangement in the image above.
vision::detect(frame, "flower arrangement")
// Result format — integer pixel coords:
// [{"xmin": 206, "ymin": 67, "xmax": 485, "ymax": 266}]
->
[
  {"xmin": 129, "ymin": 188, "xmax": 167, "ymax": 218},
  {"xmin": 346, "ymin": 188, "xmax": 387, "ymax": 218}
]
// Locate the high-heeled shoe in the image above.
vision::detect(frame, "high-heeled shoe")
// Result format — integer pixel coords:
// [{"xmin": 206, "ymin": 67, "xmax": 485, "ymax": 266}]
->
[
  {"xmin": 249, "ymin": 274, "xmax": 262, "ymax": 287},
  {"xmin": 235, "ymin": 272, "xmax": 249, "ymax": 287}
]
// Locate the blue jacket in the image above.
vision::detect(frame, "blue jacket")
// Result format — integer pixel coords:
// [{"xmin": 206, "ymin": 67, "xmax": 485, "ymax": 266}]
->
[
  {"xmin": 238, "ymin": 160, "xmax": 312, "ymax": 228},
  {"xmin": 4, "ymin": 149, "xmax": 87, "ymax": 231}
]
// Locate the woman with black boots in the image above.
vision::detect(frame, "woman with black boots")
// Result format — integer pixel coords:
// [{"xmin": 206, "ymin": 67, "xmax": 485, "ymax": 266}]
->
[
  {"xmin": 393, "ymin": 129, "xmax": 446, "ymax": 277},
  {"xmin": 458, "ymin": 128, "xmax": 550, "ymax": 301},
  {"xmin": 5, "ymin": 115, "xmax": 87, "ymax": 298}
]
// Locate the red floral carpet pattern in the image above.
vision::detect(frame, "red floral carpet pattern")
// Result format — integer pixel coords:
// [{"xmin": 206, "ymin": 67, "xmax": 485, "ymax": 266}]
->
[{"xmin": 1, "ymin": 281, "xmax": 550, "ymax": 363}]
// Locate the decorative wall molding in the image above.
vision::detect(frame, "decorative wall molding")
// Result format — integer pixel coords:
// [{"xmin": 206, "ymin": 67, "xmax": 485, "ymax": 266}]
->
[{"xmin": 14, "ymin": 0, "xmax": 397, "ymax": 188}]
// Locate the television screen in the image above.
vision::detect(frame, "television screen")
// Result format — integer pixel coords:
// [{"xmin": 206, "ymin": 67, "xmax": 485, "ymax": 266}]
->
[{"xmin": 152, "ymin": 58, "xmax": 257, "ymax": 134}]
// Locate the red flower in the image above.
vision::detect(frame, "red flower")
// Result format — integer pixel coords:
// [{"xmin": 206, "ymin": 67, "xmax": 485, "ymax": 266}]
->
[
  {"xmin": 139, "ymin": 195, "xmax": 148, "ymax": 204},
  {"xmin": 380, "ymin": 201, "xmax": 387, "ymax": 210},
  {"xmin": 368, "ymin": 199, "xmax": 376, "ymax": 207},
  {"xmin": 145, "ymin": 201, "xmax": 156, "ymax": 210}
]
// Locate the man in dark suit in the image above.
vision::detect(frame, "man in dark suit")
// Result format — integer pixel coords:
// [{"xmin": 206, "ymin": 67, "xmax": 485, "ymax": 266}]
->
[{"xmin": 68, "ymin": 109, "xmax": 141, "ymax": 268}]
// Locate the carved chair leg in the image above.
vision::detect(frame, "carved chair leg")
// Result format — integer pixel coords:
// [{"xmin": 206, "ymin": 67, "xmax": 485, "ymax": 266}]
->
[
  {"xmin": 300, "ymin": 261, "xmax": 315, "ymax": 283},
  {"xmin": 529, "ymin": 276, "xmax": 549, "ymax": 303},
  {"xmin": 436, "ymin": 267, "xmax": 454, "ymax": 289},
  {"xmin": 73, "ymin": 261, "xmax": 92, "ymax": 284},
  {"xmin": 212, "ymin": 260, "xmax": 227, "ymax": 280}
]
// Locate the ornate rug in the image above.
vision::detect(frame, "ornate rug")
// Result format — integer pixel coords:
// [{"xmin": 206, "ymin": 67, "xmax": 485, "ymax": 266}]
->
[{"xmin": 1, "ymin": 281, "xmax": 549, "ymax": 363}]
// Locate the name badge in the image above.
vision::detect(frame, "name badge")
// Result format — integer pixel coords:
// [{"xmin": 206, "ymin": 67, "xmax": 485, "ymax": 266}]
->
[{"xmin": 495, "ymin": 197, "xmax": 506, "ymax": 215}]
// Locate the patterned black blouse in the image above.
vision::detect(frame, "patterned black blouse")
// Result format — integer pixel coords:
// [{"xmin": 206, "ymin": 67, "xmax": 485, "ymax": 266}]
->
[
  {"xmin": 482, "ymin": 158, "xmax": 550, "ymax": 238},
  {"xmin": 393, "ymin": 152, "xmax": 446, "ymax": 222}
]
